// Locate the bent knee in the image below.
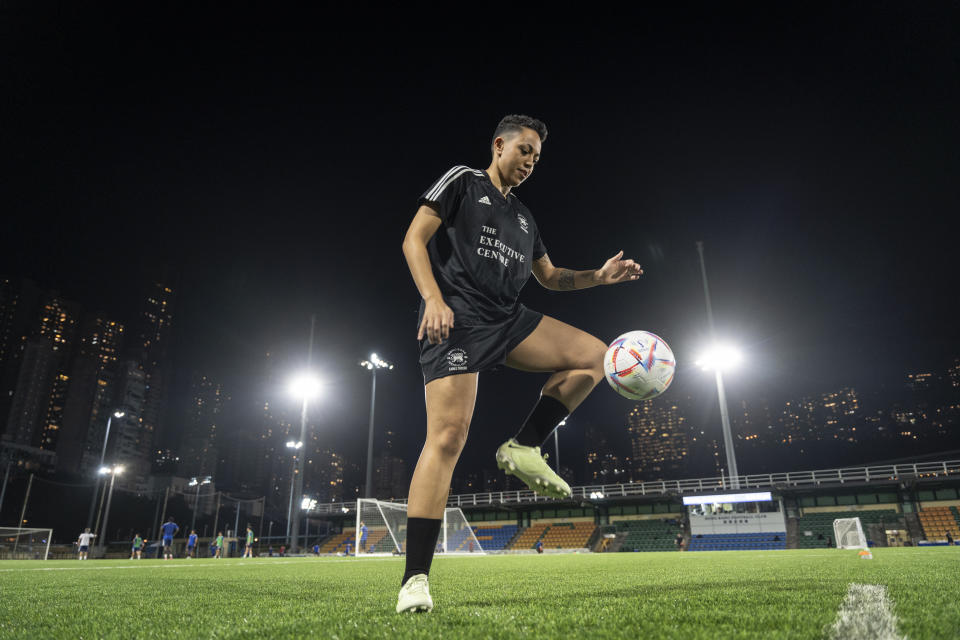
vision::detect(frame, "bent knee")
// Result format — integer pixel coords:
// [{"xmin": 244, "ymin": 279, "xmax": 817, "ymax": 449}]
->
[
  {"xmin": 579, "ymin": 336, "xmax": 608, "ymax": 373},
  {"xmin": 428, "ymin": 421, "xmax": 469, "ymax": 458}
]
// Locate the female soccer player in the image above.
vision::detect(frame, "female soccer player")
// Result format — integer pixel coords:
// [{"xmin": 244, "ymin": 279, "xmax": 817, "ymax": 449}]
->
[{"xmin": 397, "ymin": 114, "xmax": 642, "ymax": 613}]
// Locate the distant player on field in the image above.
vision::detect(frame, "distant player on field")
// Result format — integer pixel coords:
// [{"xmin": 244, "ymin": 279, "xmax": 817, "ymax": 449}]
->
[
  {"xmin": 243, "ymin": 525, "xmax": 255, "ymax": 558},
  {"xmin": 359, "ymin": 521, "xmax": 368, "ymax": 552},
  {"xmin": 160, "ymin": 517, "xmax": 179, "ymax": 560},
  {"xmin": 131, "ymin": 533, "xmax": 143, "ymax": 559},
  {"xmin": 186, "ymin": 530, "xmax": 198, "ymax": 558},
  {"xmin": 76, "ymin": 528, "xmax": 96, "ymax": 560},
  {"xmin": 215, "ymin": 532, "xmax": 224, "ymax": 558},
  {"xmin": 396, "ymin": 114, "xmax": 642, "ymax": 613}
]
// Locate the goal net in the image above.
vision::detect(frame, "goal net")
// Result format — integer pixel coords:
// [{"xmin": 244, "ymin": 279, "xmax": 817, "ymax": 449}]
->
[
  {"xmin": 0, "ymin": 527, "xmax": 53, "ymax": 560},
  {"xmin": 355, "ymin": 499, "xmax": 485, "ymax": 557},
  {"xmin": 833, "ymin": 517, "xmax": 868, "ymax": 550}
]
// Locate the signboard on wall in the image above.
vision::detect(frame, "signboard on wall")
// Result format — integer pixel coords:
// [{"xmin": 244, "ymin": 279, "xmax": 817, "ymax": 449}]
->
[{"xmin": 689, "ymin": 511, "xmax": 786, "ymax": 535}]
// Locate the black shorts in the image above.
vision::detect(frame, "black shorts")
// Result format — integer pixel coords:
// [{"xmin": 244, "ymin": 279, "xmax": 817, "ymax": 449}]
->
[{"xmin": 419, "ymin": 304, "xmax": 543, "ymax": 384}]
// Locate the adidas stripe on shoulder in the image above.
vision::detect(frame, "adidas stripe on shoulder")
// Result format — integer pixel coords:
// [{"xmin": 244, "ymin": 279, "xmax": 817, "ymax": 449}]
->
[{"xmin": 425, "ymin": 165, "xmax": 484, "ymax": 201}]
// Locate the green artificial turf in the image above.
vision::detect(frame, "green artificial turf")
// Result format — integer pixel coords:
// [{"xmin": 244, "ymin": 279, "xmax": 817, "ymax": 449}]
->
[{"xmin": 0, "ymin": 548, "xmax": 958, "ymax": 639}]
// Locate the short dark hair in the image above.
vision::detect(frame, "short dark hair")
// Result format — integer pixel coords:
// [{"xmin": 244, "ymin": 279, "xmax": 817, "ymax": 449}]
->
[{"xmin": 491, "ymin": 114, "xmax": 548, "ymax": 151}]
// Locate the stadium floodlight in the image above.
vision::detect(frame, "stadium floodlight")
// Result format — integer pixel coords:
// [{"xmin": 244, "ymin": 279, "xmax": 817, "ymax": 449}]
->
[
  {"xmin": 301, "ymin": 497, "xmax": 317, "ymax": 511},
  {"xmin": 358, "ymin": 352, "xmax": 393, "ymax": 499},
  {"xmin": 289, "ymin": 373, "xmax": 322, "ymax": 400},
  {"xmin": 694, "ymin": 345, "xmax": 743, "ymax": 371},
  {"xmin": 286, "ymin": 441, "xmax": 303, "ymax": 449},
  {"xmin": 589, "ymin": 491, "xmax": 605, "ymax": 500},
  {"xmin": 696, "ymin": 242, "xmax": 742, "ymax": 489}
]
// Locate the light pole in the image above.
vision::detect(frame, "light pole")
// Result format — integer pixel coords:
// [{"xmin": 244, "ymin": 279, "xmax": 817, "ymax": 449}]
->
[
  {"xmin": 98, "ymin": 465, "xmax": 124, "ymax": 551},
  {"xmin": 189, "ymin": 476, "xmax": 212, "ymax": 534},
  {"xmin": 301, "ymin": 497, "xmax": 317, "ymax": 551},
  {"xmin": 86, "ymin": 410, "xmax": 125, "ymax": 530},
  {"xmin": 285, "ymin": 440, "xmax": 302, "ymax": 547},
  {"xmin": 696, "ymin": 241, "xmax": 742, "ymax": 489},
  {"xmin": 287, "ymin": 316, "xmax": 319, "ymax": 554},
  {"xmin": 359, "ymin": 353, "xmax": 393, "ymax": 498},
  {"xmin": 553, "ymin": 418, "xmax": 567, "ymax": 473}
]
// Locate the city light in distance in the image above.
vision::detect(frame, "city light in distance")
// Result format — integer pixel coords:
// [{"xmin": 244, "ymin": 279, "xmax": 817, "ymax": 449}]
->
[
  {"xmin": 694, "ymin": 344, "xmax": 744, "ymax": 371},
  {"xmin": 286, "ymin": 441, "xmax": 303, "ymax": 449},
  {"xmin": 113, "ymin": 410, "xmax": 125, "ymax": 418}
]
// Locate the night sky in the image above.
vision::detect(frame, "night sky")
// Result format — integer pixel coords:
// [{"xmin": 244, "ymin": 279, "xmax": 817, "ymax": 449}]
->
[{"xmin": 2, "ymin": 5, "xmax": 958, "ymax": 477}]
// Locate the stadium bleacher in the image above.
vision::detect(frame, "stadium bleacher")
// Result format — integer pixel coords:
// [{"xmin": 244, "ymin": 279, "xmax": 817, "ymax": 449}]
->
[
  {"xmin": 687, "ymin": 532, "xmax": 786, "ymax": 551},
  {"xmin": 614, "ymin": 519, "xmax": 679, "ymax": 552},
  {"xmin": 795, "ymin": 509, "xmax": 899, "ymax": 548},
  {"xmin": 538, "ymin": 522, "xmax": 596, "ymax": 549},
  {"xmin": 472, "ymin": 524, "xmax": 519, "ymax": 551},
  {"xmin": 508, "ymin": 523, "xmax": 549, "ymax": 550},
  {"xmin": 505, "ymin": 521, "xmax": 597, "ymax": 550},
  {"xmin": 918, "ymin": 506, "xmax": 960, "ymax": 542},
  {"xmin": 318, "ymin": 531, "xmax": 354, "ymax": 554}
]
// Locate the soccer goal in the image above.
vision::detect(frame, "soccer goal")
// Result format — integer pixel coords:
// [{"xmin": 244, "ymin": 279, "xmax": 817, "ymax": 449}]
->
[
  {"xmin": 0, "ymin": 527, "xmax": 53, "ymax": 560},
  {"xmin": 833, "ymin": 517, "xmax": 868, "ymax": 550},
  {"xmin": 355, "ymin": 499, "xmax": 485, "ymax": 557}
]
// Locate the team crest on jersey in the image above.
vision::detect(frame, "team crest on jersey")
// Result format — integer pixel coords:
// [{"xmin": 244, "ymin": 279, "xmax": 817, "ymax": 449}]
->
[
  {"xmin": 446, "ymin": 348, "xmax": 468, "ymax": 371},
  {"xmin": 516, "ymin": 213, "xmax": 529, "ymax": 234}
]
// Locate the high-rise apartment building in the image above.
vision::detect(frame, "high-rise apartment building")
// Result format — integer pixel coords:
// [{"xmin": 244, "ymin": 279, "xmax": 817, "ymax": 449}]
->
[
  {"xmin": 626, "ymin": 400, "xmax": 689, "ymax": 480},
  {"xmin": 58, "ymin": 314, "xmax": 125, "ymax": 475},
  {"xmin": 178, "ymin": 373, "xmax": 225, "ymax": 479},
  {"xmin": 3, "ymin": 290, "xmax": 79, "ymax": 450},
  {"xmin": 134, "ymin": 281, "xmax": 175, "ymax": 459},
  {"xmin": 372, "ymin": 428, "xmax": 407, "ymax": 500},
  {"xmin": 111, "ymin": 360, "xmax": 149, "ymax": 489}
]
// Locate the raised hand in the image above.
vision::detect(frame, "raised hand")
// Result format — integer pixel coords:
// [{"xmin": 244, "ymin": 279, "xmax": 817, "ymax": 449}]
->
[{"xmin": 595, "ymin": 250, "xmax": 643, "ymax": 285}]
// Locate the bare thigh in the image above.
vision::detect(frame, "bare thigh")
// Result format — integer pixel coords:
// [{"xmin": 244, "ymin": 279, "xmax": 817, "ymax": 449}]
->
[
  {"xmin": 506, "ymin": 315, "xmax": 606, "ymax": 372},
  {"xmin": 424, "ymin": 372, "xmax": 478, "ymax": 440}
]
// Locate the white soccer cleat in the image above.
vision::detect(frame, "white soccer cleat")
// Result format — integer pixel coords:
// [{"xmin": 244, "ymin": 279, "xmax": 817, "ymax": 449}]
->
[
  {"xmin": 396, "ymin": 573, "xmax": 433, "ymax": 613},
  {"xmin": 496, "ymin": 438, "xmax": 572, "ymax": 499}
]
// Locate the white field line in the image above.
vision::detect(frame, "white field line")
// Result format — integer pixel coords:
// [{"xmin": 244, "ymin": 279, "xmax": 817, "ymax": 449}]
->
[
  {"xmin": 828, "ymin": 584, "xmax": 906, "ymax": 640},
  {"xmin": 0, "ymin": 557, "xmax": 400, "ymax": 574}
]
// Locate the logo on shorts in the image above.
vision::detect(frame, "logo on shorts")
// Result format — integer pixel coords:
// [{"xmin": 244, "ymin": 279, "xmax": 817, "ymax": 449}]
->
[
  {"xmin": 516, "ymin": 213, "xmax": 529, "ymax": 233},
  {"xmin": 446, "ymin": 348, "xmax": 468, "ymax": 371}
]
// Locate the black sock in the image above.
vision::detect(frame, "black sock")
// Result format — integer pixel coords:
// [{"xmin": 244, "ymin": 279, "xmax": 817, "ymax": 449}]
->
[
  {"xmin": 513, "ymin": 394, "xmax": 569, "ymax": 448},
  {"xmin": 402, "ymin": 517, "xmax": 442, "ymax": 586}
]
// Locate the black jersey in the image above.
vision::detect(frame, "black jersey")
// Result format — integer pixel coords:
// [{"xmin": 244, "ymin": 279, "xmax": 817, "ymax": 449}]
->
[{"xmin": 417, "ymin": 165, "xmax": 547, "ymax": 326}]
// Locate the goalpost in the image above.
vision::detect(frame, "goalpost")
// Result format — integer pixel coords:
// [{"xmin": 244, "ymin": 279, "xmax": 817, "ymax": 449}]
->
[
  {"xmin": 0, "ymin": 527, "xmax": 53, "ymax": 560},
  {"xmin": 833, "ymin": 517, "xmax": 868, "ymax": 550},
  {"xmin": 355, "ymin": 499, "xmax": 485, "ymax": 557}
]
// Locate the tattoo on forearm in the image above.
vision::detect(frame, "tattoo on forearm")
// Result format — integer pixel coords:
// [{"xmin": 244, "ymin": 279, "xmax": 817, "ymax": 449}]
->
[{"xmin": 558, "ymin": 269, "xmax": 576, "ymax": 290}]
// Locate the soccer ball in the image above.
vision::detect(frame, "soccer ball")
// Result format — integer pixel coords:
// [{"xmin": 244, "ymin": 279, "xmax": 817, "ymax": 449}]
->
[{"xmin": 603, "ymin": 331, "xmax": 676, "ymax": 400}]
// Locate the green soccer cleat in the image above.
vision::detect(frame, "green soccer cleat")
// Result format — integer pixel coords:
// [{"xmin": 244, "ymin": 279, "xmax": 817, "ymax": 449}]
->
[
  {"xmin": 496, "ymin": 438, "xmax": 572, "ymax": 499},
  {"xmin": 396, "ymin": 574, "xmax": 433, "ymax": 613}
]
